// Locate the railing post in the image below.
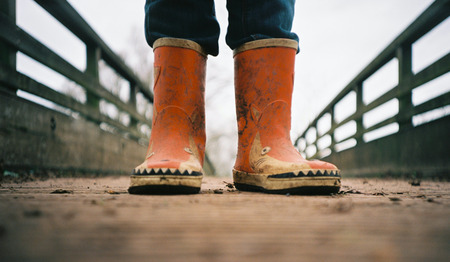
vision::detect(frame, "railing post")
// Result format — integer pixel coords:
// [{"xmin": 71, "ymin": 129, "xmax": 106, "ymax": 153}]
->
[
  {"xmin": 397, "ymin": 44, "xmax": 413, "ymax": 130},
  {"xmin": 330, "ymin": 107, "xmax": 336, "ymax": 153},
  {"xmin": 0, "ymin": 0, "xmax": 16, "ymax": 94},
  {"xmin": 85, "ymin": 44, "xmax": 101, "ymax": 114},
  {"xmin": 355, "ymin": 83, "xmax": 364, "ymax": 144},
  {"xmin": 315, "ymin": 124, "xmax": 320, "ymax": 157},
  {"xmin": 128, "ymin": 82, "xmax": 140, "ymax": 134}
]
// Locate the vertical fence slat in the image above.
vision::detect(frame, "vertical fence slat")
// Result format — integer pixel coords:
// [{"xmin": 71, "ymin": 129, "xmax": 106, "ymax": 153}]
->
[
  {"xmin": 128, "ymin": 83, "xmax": 139, "ymax": 132},
  {"xmin": 85, "ymin": 45, "xmax": 101, "ymax": 115},
  {"xmin": 0, "ymin": 0, "xmax": 16, "ymax": 95},
  {"xmin": 355, "ymin": 83, "xmax": 364, "ymax": 144},
  {"xmin": 397, "ymin": 44, "xmax": 413, "ymax": 130},
  {"xmin": 330, "ymin": 107, "xmax": 336, "ymax": 153}
]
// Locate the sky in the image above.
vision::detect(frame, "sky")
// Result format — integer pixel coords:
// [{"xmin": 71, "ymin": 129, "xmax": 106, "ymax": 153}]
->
[{"xmin": 15, "ymin": 0, "xmax": 450, "ymax": 176}]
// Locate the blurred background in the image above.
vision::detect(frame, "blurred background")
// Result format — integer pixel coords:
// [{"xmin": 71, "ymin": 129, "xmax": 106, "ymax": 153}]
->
[{"xmin": 9, "ymin": 0, "xmax": 450, "ymax": 177}]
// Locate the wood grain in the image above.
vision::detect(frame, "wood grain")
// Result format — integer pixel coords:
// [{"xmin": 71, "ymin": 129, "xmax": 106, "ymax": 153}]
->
[{"xmin": 0, "ymin": 177, "xmax": 448, "ymax": 262}]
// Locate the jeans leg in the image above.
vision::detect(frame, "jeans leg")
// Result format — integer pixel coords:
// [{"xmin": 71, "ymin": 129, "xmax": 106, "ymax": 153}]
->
[
  {"xmin": 145, "ymin": 0, "xmax": 221, "ymax": 56},
  {"xmin": 226, "ymin": 0, "xmax": 299, "ymax": 51}
]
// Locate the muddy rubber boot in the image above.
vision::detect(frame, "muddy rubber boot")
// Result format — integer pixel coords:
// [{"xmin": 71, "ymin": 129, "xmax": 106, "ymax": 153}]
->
[
  {"xmin": 232, "ymin": 39, "xmax": 341, "ymax": 195},
  {"xmin": 129, "ymin": 38, "xmax": 207, "ymax": 194}
]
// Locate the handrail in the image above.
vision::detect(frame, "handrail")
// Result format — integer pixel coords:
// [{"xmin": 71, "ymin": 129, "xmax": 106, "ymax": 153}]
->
[
  {"xmin": 294, "ymin": 0, "xmax": 450, "ymax": 159},
  {"xmin": 0, "ymin": 0, "xmax": 151, "ymax": 141},
  {"xmin": 34, "ymin": 0, "xmax": 153, "ymax": 103}
]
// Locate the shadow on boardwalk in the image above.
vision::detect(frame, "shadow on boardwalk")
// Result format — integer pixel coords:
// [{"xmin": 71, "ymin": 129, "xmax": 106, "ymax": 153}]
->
[{"xmin": 0, "ymin": 176, "xmax": 449, "ymax": 262}]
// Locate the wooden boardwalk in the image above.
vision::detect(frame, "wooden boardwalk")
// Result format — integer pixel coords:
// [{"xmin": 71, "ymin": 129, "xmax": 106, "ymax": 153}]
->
[{"xmin": 0, "ymin": 176, "xmax": 449, "ymax": 262}]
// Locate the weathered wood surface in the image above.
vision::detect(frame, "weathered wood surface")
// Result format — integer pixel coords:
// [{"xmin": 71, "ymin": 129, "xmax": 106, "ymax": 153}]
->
[
  {"xmin": 0, "ymin": 92, "xmax": 146, "ymax": 174},
  {"xmin": 0, "ymin": 177, "xmax": 448, "ymax": 262}
]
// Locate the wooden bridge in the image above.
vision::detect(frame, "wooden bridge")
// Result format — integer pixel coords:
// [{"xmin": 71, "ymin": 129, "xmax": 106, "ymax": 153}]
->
[
  {"xmin": 1, "ymin": 1, "xmax": 449, "ymax": 179},
  {"xmin": 1, "ymin": 0, "xmax": 449, "ymax": 179},
  {"xmin": 0, "ymin": 1, "xmax": 449, "ymax": 261}
]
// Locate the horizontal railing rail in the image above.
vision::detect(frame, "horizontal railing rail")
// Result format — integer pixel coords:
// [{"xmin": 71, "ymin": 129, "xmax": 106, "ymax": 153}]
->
[
  {"xmin": 294, "ymin": 0, "xmax": 450, "ymax": 161},
  {"xmin": 34, "ymin": 0, "xmax": 154, "ymax": 103},
  {"xmin": 0, "ymin": 0, "xmax": 152, "ymax": 141}
]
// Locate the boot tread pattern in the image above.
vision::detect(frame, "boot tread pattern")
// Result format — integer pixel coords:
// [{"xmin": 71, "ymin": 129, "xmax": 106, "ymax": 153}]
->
[
  {"xmin": 268, "ymin": 169, "xmax": 340, "ymax": 178},
  {"xmin": 133, "ymin": 168, "xmax": 202, "ymax": 176}
]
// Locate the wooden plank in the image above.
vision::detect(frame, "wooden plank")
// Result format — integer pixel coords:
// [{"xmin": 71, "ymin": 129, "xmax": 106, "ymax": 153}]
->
[
  {"xmin": 1, "ymin": 177, "xmax": 449, "ymax": 261},
  {"xmin": 413, "ymin": 52, "xmax": 450, "ymax": 88},
  {"xmin": 365, "ymin": 86, "xmax": 399, "ymax": 115},
  {"xmin": 411, "ymin": 91, "xmax": 450, "ymax": 117},
  {"xmin": 386, "ymin": 92, "xmax": 450, "ymax": 130},
  {"xmin": 0, "ymin": 13, "xmax": 151, "ymax": 126}
]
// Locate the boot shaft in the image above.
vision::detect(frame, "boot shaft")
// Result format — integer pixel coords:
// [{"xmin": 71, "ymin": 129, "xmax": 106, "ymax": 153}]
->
[
  {"xmin": 234, "ymin": 39, "xmax": 297, "ymax": 117},
  {"xmin": 149, "ymin": 38, "xmax": 207, "ymax": 166},
  {"xmin": 152, "ymin": 38, "xmax": 207, "ymax": 129},
  {"xmin": 233, "ymin": 39, "xmax": 298, "ymax": 172}
]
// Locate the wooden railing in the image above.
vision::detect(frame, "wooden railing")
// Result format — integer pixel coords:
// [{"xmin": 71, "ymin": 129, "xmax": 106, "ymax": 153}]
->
[
  {"xmin": 0, "ymin": 0, "xmax": 215, "ymax": 176},
  {"xmin": 0, "ymin": 0, "xmax": 153, "ymax": 141},
  {"xmin": 294, "ymin": 0, "xmax": 450, "ymax": 159}
]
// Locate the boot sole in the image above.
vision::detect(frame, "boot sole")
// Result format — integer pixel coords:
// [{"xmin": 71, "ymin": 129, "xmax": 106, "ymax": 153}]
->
[
  {"xmin": 128, "ymin": 174, "xmax": 202, "ymax": 195},
  {"xmin": 233, "ymin": 169, "xmax": 341, "ymax": 195}
]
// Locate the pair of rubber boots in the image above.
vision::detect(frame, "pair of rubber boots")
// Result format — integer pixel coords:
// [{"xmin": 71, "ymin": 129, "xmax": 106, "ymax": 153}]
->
[{"xmin": 129, "ymin": 38, "xmax": 341, "ymax": 195}]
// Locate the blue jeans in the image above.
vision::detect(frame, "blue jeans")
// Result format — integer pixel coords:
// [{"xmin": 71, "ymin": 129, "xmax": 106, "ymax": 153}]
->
[{"xmin": 144, "ymin": 0, "xmax": 298, "ymax": 56}]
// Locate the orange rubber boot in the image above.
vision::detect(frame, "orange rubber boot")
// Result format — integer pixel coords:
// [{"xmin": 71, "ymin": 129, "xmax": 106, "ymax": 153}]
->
[
  {"xmin": 233, "ymin": 39, "xmax": 341, "ymax": 195},
  {"xmin": 129, "ymin": 38, "xmax": 207, "ymax": 194}
]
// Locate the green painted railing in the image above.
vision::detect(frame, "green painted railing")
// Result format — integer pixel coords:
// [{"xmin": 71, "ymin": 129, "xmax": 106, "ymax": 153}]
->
[
  {"xmin": 0, "ymin": 0, "xmax": 153, "ymax": 140},
  {"xmin": 294, "ymin": 0, "xmax": 450, "ymax": 163}
]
